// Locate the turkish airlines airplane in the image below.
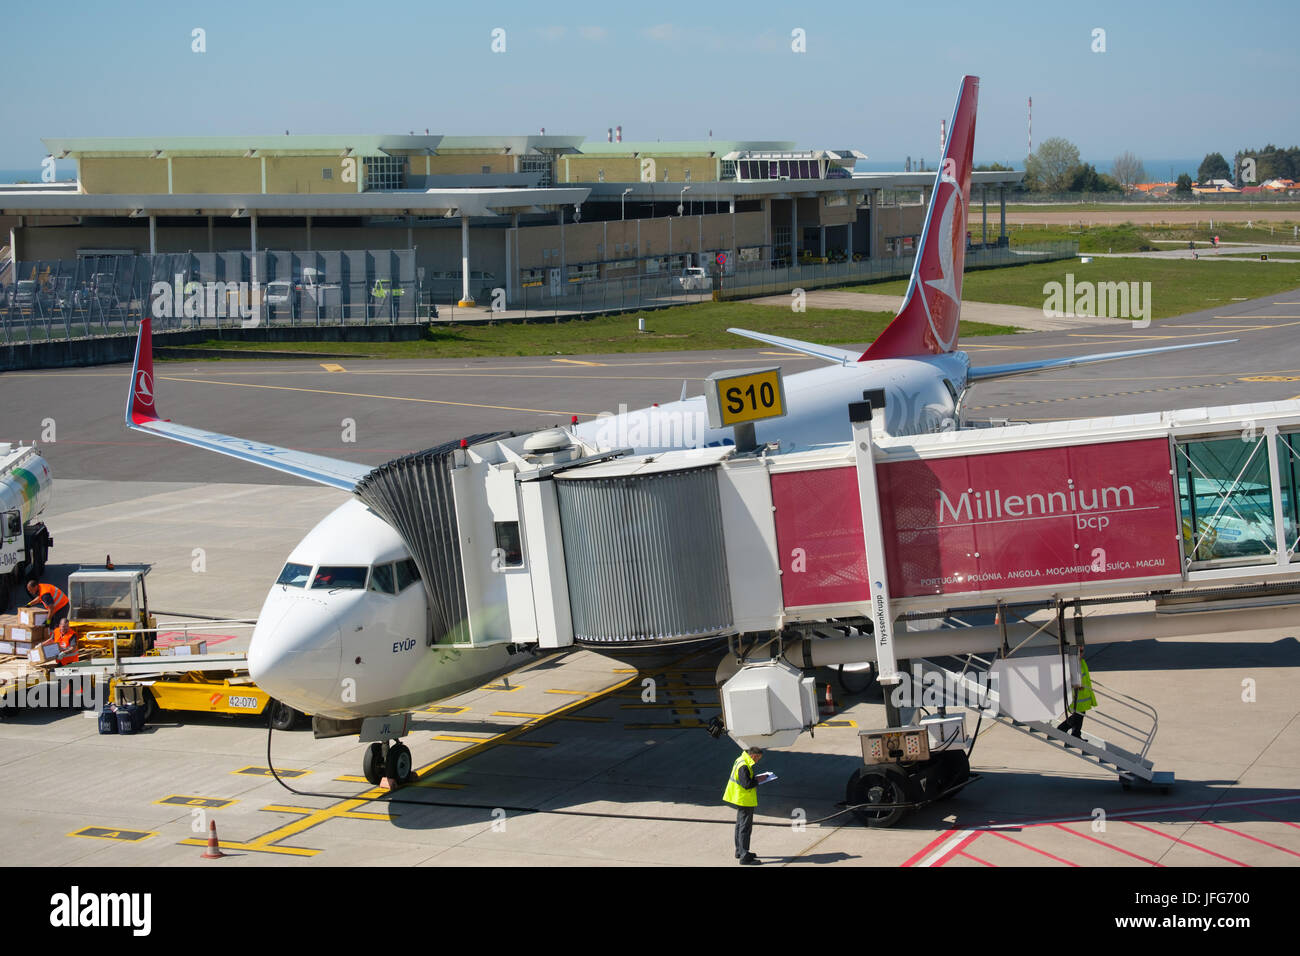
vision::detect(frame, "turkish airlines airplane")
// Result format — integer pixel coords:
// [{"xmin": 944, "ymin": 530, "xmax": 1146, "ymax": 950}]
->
[{"xmin": 122, "ymin": 75, "xmax": 1223, "ymax": 783}]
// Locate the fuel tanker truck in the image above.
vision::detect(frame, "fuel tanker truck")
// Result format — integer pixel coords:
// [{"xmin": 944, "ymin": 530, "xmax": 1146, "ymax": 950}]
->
[{"xmin": 0, "ymin": 443, "xmax": 53, "ymax": 611}]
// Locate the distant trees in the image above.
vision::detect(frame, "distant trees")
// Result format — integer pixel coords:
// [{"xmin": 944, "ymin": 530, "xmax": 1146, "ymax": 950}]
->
[
  {"xmin": 1067, "ymin": 163, "xmax": 1123, "ymax": 193},
  {"xmin": 1175, "ymin": 173, "xmax": 1193, "ymax": 195},
  {"xmin": 1112, "ymin": 151, "xmax": 1147, "ymax": 187},
  {"xmin": 974, "ymin": 162, "xmax": 1015, "ymax": 172},
  {"xmin": 1198, "ymin": 152, "xmax": 1231, "ymax": 183},
  {"xmin": 1231, "ymin": 145, "xmax": 1300, "ymax": 183},
  {"xmin": 1025, "ymin": 137, "xmax": 1081, "ymax": 192}
]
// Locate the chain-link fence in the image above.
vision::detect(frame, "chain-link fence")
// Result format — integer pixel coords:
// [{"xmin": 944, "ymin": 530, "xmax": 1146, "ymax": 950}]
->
[{"xmin": 0, "ymin": 249, "xmax": 421, "ymax": 344}]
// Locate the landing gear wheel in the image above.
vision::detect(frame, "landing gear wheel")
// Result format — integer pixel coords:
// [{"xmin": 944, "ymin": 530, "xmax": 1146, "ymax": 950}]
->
[
  {"xmin": 362, "ymin": 743, "xmax": 385, "ymax": 786},
  {"xmin": 269, "ymin": 700, "xmax": 300, "ymax": 731},
  {"xmin": 385, "ymin": 743, "xmax": 412, "ymax": 784},
  {"xmin": 846, "ymin": 765, "xmax": 912, "ymax": 828},
  {"xmin": 838, "ymin": 662, "xmax": 878, "ymax": 696}
]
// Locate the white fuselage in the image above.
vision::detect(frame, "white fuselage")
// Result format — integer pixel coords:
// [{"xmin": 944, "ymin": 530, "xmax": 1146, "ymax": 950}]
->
[{"xmin": 247, "ymin": 351, "xmax": 974, "ymax": 718}]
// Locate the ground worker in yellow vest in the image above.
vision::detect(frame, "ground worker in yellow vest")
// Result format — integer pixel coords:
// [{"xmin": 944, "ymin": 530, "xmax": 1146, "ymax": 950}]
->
[
  {"xmin": 1057, "ymin": 654, "xmax": 1097, "ymax": 739},
  {"xmin": 722, "ymin": 746, "xmax": 774, "ymax": 865}
]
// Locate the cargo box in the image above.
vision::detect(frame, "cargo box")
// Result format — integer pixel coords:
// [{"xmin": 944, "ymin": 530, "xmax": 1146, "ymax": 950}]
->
[
  {"xmin": 166, "ymin": 640, "xmax": 207, "ymax": 657},
  {"xmin": 18, "ymin": 607, "xmax": 48, "ymax": 627}
]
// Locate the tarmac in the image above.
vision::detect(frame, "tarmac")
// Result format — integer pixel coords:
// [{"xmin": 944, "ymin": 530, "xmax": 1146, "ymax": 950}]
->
[{"xmin": 1, "ymin": 284, "xmax": 1298, "ymax": 866}]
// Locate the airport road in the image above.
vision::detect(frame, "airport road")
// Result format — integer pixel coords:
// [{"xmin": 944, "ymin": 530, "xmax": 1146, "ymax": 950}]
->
[{"xmin": 0, "ymin": 285, "xmax": 1297, "ymax": 866}]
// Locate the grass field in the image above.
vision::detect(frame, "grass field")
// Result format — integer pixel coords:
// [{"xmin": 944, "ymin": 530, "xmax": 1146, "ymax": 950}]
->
[
  {"xmin": 999, "ymin": 221, "xmax": 1300, "ymax": 253},
  {"xmin": 163, "ymin": 301, "xmax": 1019, "ymax": 360},
  {"xmin": 846, "ymin": 258, "xmax": 1300, "ymax": 319},
  {"xmin": 1004, "ymin": 202, "xmax": 1300, "ymax": 214}
]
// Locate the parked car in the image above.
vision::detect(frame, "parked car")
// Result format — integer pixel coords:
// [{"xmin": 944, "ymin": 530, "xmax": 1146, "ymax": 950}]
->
[
  {"xmin": 264, "ymin": 280, "xmax": 296, "ymax": 311},
  {"xmin": 8, "ymin": 280, "xmax": 52, "ymax": 312},
  {"xmin": 674, "ymin": 266, "xmax": 712, "ymax": 291}
]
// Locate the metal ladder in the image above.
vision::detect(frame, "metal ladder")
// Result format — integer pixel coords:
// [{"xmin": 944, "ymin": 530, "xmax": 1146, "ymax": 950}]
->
[{"xmin": 917, "ymin": 654, "xmax": 1174, "ymax": 789}]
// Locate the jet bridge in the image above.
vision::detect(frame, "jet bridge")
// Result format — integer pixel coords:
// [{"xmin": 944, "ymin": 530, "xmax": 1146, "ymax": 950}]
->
[{"xmin": 370, "ymin": 398, "xmax": 1300, "ymax": 813}]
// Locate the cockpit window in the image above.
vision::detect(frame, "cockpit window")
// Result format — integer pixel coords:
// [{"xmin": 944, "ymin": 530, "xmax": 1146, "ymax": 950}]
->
[
  {"xmin": 276, "ymin": 562, "xmax": 312, "ymax": 587},
  {"xmin": 394, "ymin": 558, "xmax": 421, "ymax": 592},
  {"xmin": 369, "ymin": 562, "xmax": 396, "ymax": 594},
  {"xmin": 312, "ymin": 566, "xmax": 368, "ymax": 590}
]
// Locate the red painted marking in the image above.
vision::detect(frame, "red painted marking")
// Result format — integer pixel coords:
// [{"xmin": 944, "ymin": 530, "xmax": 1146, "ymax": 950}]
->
[
  {"xmin": 1202, "ymin": 822, "xmax": 1300, "ymax": 858},
  {"xmin": 957, "ymin": 850, "xmax": 997, "ymax": 867},
  {"xmin": 1253, "ymin": 809, "xmax": 1300, "ymax": 830},
  {"xmin": 989, "ymin": 830, "xmax": 1079, "ymax": 866},
  {"xmin": 1052, "ymin": 823, "xmax": 1164, "ymax": 866},
  {"xmin": 208, "ymin": 693, "xmax": 221, "ymax": 706},
  {"xmin": 902, "ymin": 830, "xmax": 958, "ymax": 867},
  {"xmin": 980, "ymin": 792, "xmax": 1300, "ymax": 832},
  {"xmin": 932, "ymin": 832, "xmax": 981, "ymax": 867},
  {"xmin": 1123, "ymin": 821, "xmax": 1249, "ymax": 867}
]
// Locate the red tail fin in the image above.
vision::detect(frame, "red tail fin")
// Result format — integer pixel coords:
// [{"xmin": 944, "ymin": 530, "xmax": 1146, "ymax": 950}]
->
[
  {"xmin": 861, "ymin": 75, "xmax": 979, "ymax": 361},
  {"xmin": 126, "ymin": 318, "xmax": 159, "ymax": 425}
]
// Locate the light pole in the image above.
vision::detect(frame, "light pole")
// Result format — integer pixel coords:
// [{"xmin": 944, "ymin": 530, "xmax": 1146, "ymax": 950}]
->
[
  {"xmin": 679, "ymin": 185, "xmax": 690, "ymax": 217},
  {"xmin": 621, "ymin": 187, "xmax": 632, "ymax": 221}
]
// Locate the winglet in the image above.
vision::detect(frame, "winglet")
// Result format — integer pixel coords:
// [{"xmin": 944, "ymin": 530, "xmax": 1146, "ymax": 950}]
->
[
  {"xmin": 126, "ymin": 318, "xmax": 160, "ymax": 426},
  {"xmin": 861, "ymin": 75, "xmax": 979, "ymax": 361}
]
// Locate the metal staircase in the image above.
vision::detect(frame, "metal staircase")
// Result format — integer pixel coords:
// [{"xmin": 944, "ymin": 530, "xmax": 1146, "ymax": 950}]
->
[{"xmin": 916, "ymin": 654, "xmax": 1175, "ymax": 790}]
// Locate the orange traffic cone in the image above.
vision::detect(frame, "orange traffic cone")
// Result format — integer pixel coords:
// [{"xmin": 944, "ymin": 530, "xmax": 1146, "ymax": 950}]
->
[
  {"xmin": 201, "ymin": 820, "xmax": 225, "ymax": 859},
  {"xmin": 819, "ymin": 683, "xmax": 835, "ymax": 716}
]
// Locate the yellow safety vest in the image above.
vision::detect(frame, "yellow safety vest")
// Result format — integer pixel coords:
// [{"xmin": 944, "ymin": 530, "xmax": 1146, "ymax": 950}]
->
[
  {"xmin": 1074, "ymin": 658, "xmax": 1097, "ymax": 713},
  {"xmin": 722, "ymin": 752, "xmax": 758, "ymax": 807}
]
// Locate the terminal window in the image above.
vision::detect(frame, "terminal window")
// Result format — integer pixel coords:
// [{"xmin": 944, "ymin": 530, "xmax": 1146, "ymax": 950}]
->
[
  {"xmin": 363, "ymin": 155, "xmax": 407, "ymax": 191},
  {"xmin": 322, "ymin": 167, "xmax": 333, "ymax": 180}
]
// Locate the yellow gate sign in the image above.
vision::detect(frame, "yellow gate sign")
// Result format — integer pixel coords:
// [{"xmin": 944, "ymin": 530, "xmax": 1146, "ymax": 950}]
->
[{"xmin": 704, "ymin": 366, "xmax": 787, "ymax": 429}]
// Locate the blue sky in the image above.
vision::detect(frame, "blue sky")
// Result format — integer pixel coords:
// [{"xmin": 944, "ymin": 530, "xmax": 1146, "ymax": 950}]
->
[{"xmin": 2, "ymin": 0, "xmax": 1297, "ymax": 172}]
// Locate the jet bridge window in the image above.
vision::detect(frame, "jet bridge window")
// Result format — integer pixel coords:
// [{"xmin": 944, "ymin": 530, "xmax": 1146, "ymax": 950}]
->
[
  {"xmin": 493, "ymin": 522, "xmax": 524, "ymax": 568},
  {"xmin": 1176, "ymin": 435, "xmax": 1275, "ymax": 565},
  {"xmin": 1277, "ymin": 430, "xmax": 1300, "ymax": 561},
  {"xmin": 276, "ymin": 562, "xmax": 312, "ymax": 588},
  {"xmin": 312, "ymin": 566, "xmax": 368, "ymax": 590}
]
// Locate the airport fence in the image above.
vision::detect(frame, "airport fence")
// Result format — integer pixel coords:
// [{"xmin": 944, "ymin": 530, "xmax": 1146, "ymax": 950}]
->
[
  {"xmin": 2, "ymin": 241, "xmax": 1079, "ymax": 342},
  {"xmin": 0, "ymin": 248, "xmax": 421, "ymax": 344},
  {"xmin": 469, "ymin": 241, "xmax": 1078, "ymax": 320}
]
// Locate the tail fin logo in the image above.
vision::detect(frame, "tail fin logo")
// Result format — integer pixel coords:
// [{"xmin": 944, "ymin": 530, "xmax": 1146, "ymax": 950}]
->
[
  {"xmin": 922, "ymin": 183, "xmax": 965, "ymax": 353},
  {"xmin": 135, "ymin": 371, "xmax": 155, "ymax": 408}
]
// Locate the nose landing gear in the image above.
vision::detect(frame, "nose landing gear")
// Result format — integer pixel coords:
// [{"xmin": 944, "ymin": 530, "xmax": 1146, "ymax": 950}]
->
[{"xmin": 362, "ymin": 740, "xmax": 414, "ymax": 787}]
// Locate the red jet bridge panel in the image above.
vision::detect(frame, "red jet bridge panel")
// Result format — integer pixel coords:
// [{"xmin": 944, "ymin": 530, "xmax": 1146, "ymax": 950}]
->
[{"xmin": 772, "ymin": 438, "xmax": 1182, "ymax": 608}]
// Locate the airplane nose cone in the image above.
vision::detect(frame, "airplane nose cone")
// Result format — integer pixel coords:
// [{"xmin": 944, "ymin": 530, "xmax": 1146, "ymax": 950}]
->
[{"xmin": 248, "ymin": 597, "xmax": 342, "ymax": 715}]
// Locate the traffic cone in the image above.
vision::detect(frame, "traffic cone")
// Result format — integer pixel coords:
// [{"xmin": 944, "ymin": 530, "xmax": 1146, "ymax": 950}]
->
[
  {"xmin": 201, "ymin": 820, "xmax": 225, "ymax": 859},
  {"xmin": 819, "ymin": 683, "xmax": 835, "ymax": 716}
]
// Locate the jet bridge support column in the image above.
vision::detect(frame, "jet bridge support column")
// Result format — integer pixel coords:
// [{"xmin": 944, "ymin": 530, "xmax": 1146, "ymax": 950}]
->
[{"xmin": 848, "ymin": 394, "xmax": 900, "ymax": 688}]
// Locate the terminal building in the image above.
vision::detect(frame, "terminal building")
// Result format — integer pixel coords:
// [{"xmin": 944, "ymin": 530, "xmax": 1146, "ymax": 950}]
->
[{"xmin": 1, "ymin": 132, "xmax": 1021, "ymax": 307}]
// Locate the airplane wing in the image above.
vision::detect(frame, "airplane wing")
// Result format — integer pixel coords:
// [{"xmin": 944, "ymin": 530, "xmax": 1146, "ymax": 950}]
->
[
  {"xmin": 124, "ymin": 319, "xmax": 372, "ymax": 492},
  {"xmin": 967, "ymin": 339, "xmax": 1236, "ymax": 383},
  {"xmin": 727, "ymin": 328, "xmax": 859, "ymax": 365}
]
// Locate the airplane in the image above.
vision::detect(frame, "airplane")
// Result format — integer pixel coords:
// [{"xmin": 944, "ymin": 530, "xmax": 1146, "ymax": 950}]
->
[{"xmin": 121, "ymin": 74, "xmax": 1229, "ymax": 785}]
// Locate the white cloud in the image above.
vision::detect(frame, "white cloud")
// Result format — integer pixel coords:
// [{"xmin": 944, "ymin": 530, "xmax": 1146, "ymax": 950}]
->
[
  {"xmin": 578, "ymin": 25, "xmax": 608, "ymax": 42},
  {"xmin": 644, "ymin": 23, "xmax": 680, "ymax": 43}
]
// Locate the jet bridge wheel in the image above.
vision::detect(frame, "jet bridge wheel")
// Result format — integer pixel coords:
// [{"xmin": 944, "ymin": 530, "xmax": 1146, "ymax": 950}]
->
[{"xmin": 846, "ymin": 764, "xmax": 915, "ymax": 828}]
